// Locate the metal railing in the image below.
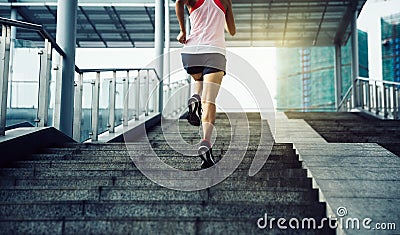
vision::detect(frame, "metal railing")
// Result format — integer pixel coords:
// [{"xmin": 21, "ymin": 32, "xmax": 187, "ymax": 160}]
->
[
  {"xmin": 338, "ymin": 77, "xmax": 400, "ymax": 120},
  {"xmin": 337, "ymin": 85, "xmax": 353, "ymax": 112},
  {"xmin": 73, "ymin": 68, "xmax": 161, "ymax": 142},
  {"xmin": 1, "ymin": 17, "xmax": 67, "ymax": 135},
  {"xmin": 1, "ymin": 17, "xmax": 190, "ymax": 141}
]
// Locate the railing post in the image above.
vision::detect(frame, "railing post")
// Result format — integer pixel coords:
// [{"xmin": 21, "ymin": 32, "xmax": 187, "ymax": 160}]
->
[
  {"xmin": 170, "ymin": 84, "xmax": 175, "ymax": 116},
  {"xmin": 389, "ymin": 86, "xmax": 392, "ymax": 117},
  {"xmin": 383, "ymin": 84, "xmax": 388, "ymax": 118},
  {"xmin": 53, "ymin": 55, "xmax": 63, "ymax": 129},
  {"xmin": 152, "ymin": 76, "xmax": 158, "ymax": 114},
  {"xmin": 180, "ymin": 81, "xmax": 185, "ymax": 112},
  {"xmin": 0, "ymin": 25, "xmax": 11, "ymax": 136},
  {"xmin": 163, "ymin": 86, "xmax": 167, "ymax": 115},
  {"xmin": 145, "ymin": 70, "xmax": 150, "ymax": 116},
  {"xmin": 397, "ymin": 86, "xmax": 400, "ymax": 120},
  {"xmin": 108, "ymin": 71, "xmax": 116, "ymax": 133},
  {"xmin": 135, "ymin": 71, "xmax": 141, "ymax": 120},
  {"xmin": 187, "ymin": 74, "xmax": 191, "ymax": 101},
  {"xmin": 36, "ymin": 40, "xmax": 52, "ymax": 127},
  {"xmin": 375, "ymin": 81, "xmax": 379, "ymax": 115},
  {"xmin": 391, "ymin": 85, "xmax": 396, "ymax": 119},
  {"xmin": 73, "ymin": 73, "xmax": 83, "ymax": 142},
  {"xmin": 359, "ymin": 80, "xmax": 365, "ymax": 109},
  {"xmin": 123, "ymin": 70, "xmax": 129, "ymax": 126},
  {"xmin": 91, "ymin": 72, "xmax": 100, "ymax": 141},
  {"xmin": 367, "ymin": 83, "xmax": 371, "ymax": 112}
]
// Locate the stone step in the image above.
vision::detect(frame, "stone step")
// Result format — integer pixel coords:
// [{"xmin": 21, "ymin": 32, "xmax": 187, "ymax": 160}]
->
[
  {"xmin": 19, "ymin": 152, "xmax": 299, "ymax": 162},
  {"xmin": 64, "ymin": 142, "xmax": 291, "ymax": 149},
  {"xmin": 10, "ymin": 160, "xmax": 302, "ymax": 171},
  {"xmin": 0, "ymin": 187, "xmax": 319, "ymax": 204},
  {"xmin": 27, "ymin": 152, "xmax": 299, "ymax": 163},
  {"xmin": 0, "ymin": 200, "xmax": 326, "ymax": 220},
  {"xmin": 52, "ymin": 145, "xmax": 289, "ymax": 153},
  {"xmin": 42, "ymin": 145, "xmax": 278, "ymax": 154},
  {"xmin": 0, "ymin": 176, "xmax": 312, "ymax": 189},
  {"xmin": 0, "ymin": 168, "xmax": 308, "ymax": 178},
  {"xmin": 0, "ymin": 218, "xmax": 334, "ymax": 235}
]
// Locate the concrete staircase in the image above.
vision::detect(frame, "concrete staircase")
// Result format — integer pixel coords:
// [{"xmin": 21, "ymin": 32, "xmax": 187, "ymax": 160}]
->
[
  {"xmin": 285, "ymin": 112, "xmax": 400, "ymax": 157},
  {"xmin": 0, "ymin": 113, "xmax": 333, "ymax": 234}
]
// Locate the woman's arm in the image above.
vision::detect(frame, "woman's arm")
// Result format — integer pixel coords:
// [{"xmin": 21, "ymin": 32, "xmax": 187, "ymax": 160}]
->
[
  {"xmin": 225, "ymin": 0, "xmax": 236, "ymax": 36},
  {"xmin": 175, "ymin": 0, "xmax": 188, "ymax": 44}
]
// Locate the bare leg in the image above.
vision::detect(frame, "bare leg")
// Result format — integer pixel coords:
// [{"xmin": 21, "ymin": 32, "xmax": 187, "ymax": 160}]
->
[
  {"xmin": 190, "ymin": 73, "xmax": 203, "ymax": 96},
  {"xmin": 186, "ymin": 73, "xmax": 204, "ymax": 126},
  {"xmin": 201, "ymin": 71, "xmax": 224, "ymax": 142},
  {"xmin": 194, "ymin": 80, "xmax": 203, "ymax": 96}
]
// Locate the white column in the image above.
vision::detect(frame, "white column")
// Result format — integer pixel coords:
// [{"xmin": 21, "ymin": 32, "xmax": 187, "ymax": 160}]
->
[
  {"xmin": 8, "ymin": 8, "xmax": 17, "ymax": 108},
  {"xmin": 155, "ymin": 0, "xmax": 165, "ymax": 113},
  {"xmin": 165, "ymin": 0, "xmax": 170, "ymax": 85},
  {"xmin": 351, "ymin": 10, "xmax": 359, "ymax": 108},
  {"xmin": 56, "ymin": 0, "xmax": 78, "ymax": 137},
  {"xmin": 334, "ymin": 43, "xmax": 343, "ymax": 109}
]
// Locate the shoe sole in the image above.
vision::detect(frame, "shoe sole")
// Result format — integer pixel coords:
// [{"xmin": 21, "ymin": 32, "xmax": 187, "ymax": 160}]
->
[
  {"xmin": 187, "ymin": 98, "xmax": 201, "ymax": 126},
  {"xmin": 198, "ymin": 146, "xmax": 215, "ymax": 167}
]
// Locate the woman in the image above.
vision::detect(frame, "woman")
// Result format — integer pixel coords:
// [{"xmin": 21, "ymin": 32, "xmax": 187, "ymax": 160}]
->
[{"xmin": 175, "ymin": 0, "xmax": 236, "ymax": 168}]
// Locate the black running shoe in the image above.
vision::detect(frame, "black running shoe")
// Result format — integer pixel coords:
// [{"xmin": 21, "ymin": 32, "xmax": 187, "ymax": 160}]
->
[
  {"xmin": 187, "ymin": 94, "xmax": 202, "ymax": 126},
  {"xmin": 198, "ymin": 140, "xmax": 215, "ymax": 169}
]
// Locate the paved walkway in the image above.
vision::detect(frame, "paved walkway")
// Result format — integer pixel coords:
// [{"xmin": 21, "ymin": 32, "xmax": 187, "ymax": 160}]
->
[{"xmin": 274, "ymin": 112, "xmax": 400, "ymax": 235}]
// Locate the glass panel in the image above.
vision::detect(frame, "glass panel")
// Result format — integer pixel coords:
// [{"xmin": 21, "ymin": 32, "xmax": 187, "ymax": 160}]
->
[
  {"xmin": 128, "ymin": 71, "xmax": 138, "ymax": 121},
  {"xmin": 81, "ymin": 76, "xmax": 94, "ymax": 142},
  {"xmin": 115, "ymin": 72, "xmax": 124, "ymax": 127},
  {"xmin": 98, "ymin": 72, "xmax": 110, "ymax": 135},
  {"xmin": 6, "ymin": 39, "xmax": 42, "ymax": 129},
  {"xmin": 48, "ymin": 51, "xmax": 63, "ymax": 127}
]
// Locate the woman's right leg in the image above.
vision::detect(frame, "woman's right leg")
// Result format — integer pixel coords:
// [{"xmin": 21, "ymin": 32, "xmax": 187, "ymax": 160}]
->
[{"xmin": 201, "ymin": 71, "xmax": 224, "ymax": 142}]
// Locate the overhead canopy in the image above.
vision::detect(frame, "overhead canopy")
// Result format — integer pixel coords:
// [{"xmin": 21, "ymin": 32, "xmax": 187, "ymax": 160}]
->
[{"xmin": 0, "ymin": 0, "xmax": 367, "ymax": 48}]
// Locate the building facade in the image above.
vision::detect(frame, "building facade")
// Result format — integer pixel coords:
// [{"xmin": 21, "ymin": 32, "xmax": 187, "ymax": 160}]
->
[
  {"xmin": 276, "ymin": 30, "xmax": 369, "ymax": 111},
  {"xmin": 382, "ymin": 13, "xmax": 400, "ymax": 83}
]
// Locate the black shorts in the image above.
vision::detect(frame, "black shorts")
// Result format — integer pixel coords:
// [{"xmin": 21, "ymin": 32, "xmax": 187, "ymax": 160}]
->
[{"xmin": 181, "ymin": 53, "xmax": 226, "ymax": 78}]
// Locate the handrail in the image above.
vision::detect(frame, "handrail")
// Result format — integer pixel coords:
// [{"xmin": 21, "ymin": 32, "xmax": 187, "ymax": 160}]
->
[
  {"xmin": 0, "ymin": 17, "xmax": 83, "ymax": 73},
  {"xmin": 76, "ymin": 68, "xmax": 160, "ymax": 81},
  {"xmin": 337, "ymin": 85, "xmax": 353, "ymax": 111},
  {"xmin": 276, "ymin": 107, "xmax": 336, "ymax": 111},
  {"xmin": 357, "ymin": 77, "xmax": 400, "ymax": 86},
  {"xmin": 0, "ymin": 17, "xmax": 65, "ymax": 57}
]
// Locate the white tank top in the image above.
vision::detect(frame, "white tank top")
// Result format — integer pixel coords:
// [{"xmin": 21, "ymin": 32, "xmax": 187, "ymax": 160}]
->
[{"xmin": 182, "ymin": 0, "xmax": 227, "ymax": 56}]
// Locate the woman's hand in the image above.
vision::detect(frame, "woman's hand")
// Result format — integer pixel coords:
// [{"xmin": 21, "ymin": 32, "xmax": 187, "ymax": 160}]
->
[{"xmin": 177, "ymin": 31, "xmax": 187, "ymax": 44}]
